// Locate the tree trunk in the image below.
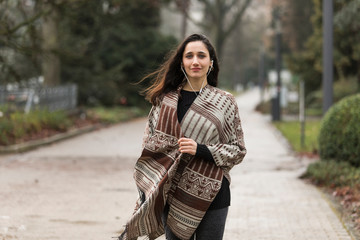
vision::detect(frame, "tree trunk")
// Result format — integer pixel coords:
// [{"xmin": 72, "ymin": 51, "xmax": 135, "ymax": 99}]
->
[
  {"xmin": 201, "ymin": 0, "xmax": 252, "ymax": 59},
  {"xmin": 358, "ymin": 66, "xmax": 360, "ymax": 92},
  {"xmin": 176, "ymin": 0, "xmax": 190, "ymax": 39},
  {"xmin": 181, "ymin": 9, "xmax": 188, "ymax": 38},
  {"xmin": 41, "ymin": 2, "xmax": 60, "ymax": 86},
  {"xmin": 232, "ymin": 26, "xmax": 242, "ymax": 90},
  {"xmin": 214, "ymin": 6, "xmax": 225, "ymax": 58}
]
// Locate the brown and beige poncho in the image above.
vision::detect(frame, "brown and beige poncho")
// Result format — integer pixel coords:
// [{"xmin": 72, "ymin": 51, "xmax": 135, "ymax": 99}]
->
[{"xmin": 119, "ymin": 84, "xmax": 246, "ymax": 240}]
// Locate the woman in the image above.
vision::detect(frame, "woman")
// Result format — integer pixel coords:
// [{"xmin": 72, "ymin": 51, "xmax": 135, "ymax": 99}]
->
[{"xmin": 118, "ymin": 34, "xmax": 246, "ymax": 240}]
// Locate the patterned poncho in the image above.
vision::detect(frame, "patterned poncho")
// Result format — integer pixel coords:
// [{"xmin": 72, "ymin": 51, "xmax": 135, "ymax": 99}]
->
[{"xmin": 119, "ymin": 85, "xmax": 246, "ymax": 240}]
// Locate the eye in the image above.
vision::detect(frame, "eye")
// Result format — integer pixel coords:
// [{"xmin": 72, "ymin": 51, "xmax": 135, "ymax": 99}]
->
[
  {"xmin": 198, "ymin": 54, "xmax": 206, "ymax": 59},
  {"xmin": 185, "ymin": 54, "xmax": 193, "ymax": 59}
]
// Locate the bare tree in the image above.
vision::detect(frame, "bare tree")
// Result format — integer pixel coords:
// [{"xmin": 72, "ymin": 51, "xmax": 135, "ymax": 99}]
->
[
  {"xmin": 194, "ymin": 0, "xmax": 253, "ymax": 58},
  {"xmin": 0, "ymin": 0, "xmax": 62, "ymax": 86},
  {"xmin": 175, "ymin": 0, "xmax": 191, "ymax": 39}
]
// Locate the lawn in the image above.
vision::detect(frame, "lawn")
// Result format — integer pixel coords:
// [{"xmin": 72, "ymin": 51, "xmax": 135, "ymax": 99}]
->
[
  {"xmin": 86, "ymin": 106, "xmax": 148, "ymax": 124},
  {"xmin": 273, "ymin": 120, "xmax": 321, "ymax": 153},
  {"xmin": 0, "ymin": 105, "xmax": 148, "ymax": 146}
]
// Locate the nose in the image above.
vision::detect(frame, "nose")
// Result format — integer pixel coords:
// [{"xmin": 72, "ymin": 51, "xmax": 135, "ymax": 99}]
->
[{"xmin": 192, "ymin": 56, "xmax": 199, "ymax": 65}]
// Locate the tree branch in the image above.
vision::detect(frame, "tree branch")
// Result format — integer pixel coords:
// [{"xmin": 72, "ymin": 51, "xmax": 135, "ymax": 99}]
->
[
  {"xmin": 187, "ymin": 12, "xmax": 209, "ymax": 29},
  {"xmin": 182, "ymin": 1, "xmax": 210, "ymax": 29},
  {"xmin": 198, "ymin": 0, "xmax": 216, "ymax": 19},
  {"xmin": 225, "ymin": 0, "xmax": 240, "ymax": 12},
  {"xmin": 224, "ymin": 0, "xmax": 252, "ymax": 39},
  {"xmin": 165, "ymin": 0, "xmax": 209, "ymax": 29},
  {"xmin": 0, "ymin": 54, "xmax": 22, "ymax": 82},
  {"xmin": 0, "ymin": 10, "xmax": 45, "ymax": 36}
]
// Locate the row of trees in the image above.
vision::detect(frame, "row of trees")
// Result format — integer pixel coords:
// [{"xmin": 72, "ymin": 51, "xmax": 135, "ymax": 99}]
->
[
  {"xmin": 5, "ymin": 0, "xmax": 358, "ymax": 108},
  {"xmin": 1, "ymin": 0, "xmax": 259, "ymax": 106},
  {"xmin": 1, "ymin": 0, "xmax": 177, "ymax": 106},
  {"xmin": 284, "ymin": 0, "xmax": 360, "ymax": 96}
]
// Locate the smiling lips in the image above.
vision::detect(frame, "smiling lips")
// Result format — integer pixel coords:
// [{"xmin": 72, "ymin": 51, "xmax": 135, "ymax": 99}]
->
[{"xmin": 191, "ymin": 68, "xmax": 201, "ymax": 71}]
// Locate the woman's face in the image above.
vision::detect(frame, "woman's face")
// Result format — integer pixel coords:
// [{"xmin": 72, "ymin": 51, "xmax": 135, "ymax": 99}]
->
[{"xmin": 182, "ymin": 41, "xmax": 212, "ymax": 81}]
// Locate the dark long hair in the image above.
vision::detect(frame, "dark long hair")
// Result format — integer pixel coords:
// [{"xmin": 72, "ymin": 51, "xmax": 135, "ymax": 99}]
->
[{"xmin": 141, "ymin": 34, "xmax": 219, "ymax": 105}]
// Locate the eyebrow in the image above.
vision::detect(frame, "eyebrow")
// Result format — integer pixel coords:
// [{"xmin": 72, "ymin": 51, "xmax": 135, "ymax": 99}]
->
[{"xmin": 184, "ymin": 51, "xmax": 208, "ymax": 55}]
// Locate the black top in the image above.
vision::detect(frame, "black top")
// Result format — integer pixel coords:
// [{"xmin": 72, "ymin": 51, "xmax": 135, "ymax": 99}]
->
[{"xmin": 177, "ymin": 89, "xmax": 230, "ymax": 210}]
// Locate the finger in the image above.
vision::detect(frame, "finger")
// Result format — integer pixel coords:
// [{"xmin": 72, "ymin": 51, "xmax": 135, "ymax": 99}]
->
[
  {"xmin": 179, "ymin": 146, "xmax": 195, "ymax": 150},
  {"xmin": 178, "ymin": 137, "xmax": 187, "ymax": 142},
  {"xmin": 179, "ymin": 146, "xmax": 196, "ymax": 153},
  {"xmin": 178, "ymin": 139, "xmax": 191, "ymax": 146},
  {"xmin": 179, "ymin": 148, "xmax": 196, "ymax": 155},
  {"xmin": 178, "ymin": 137, "xmax": 193, "ymax": 143},
  {"xmin": 179, "ymin": 138, "xmax": 195, "ymax": 144},
  {"xmin": 179, "ymin": 141, "xmax": 193, "ymax": 146}
]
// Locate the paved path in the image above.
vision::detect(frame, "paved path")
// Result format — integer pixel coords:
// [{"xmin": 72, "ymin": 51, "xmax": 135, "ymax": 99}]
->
[
  {"xmin": 0, "ymin": 88, "xmax": 354, "ymax": 240},
  {"xmin": 224, "ymin": 89, "xmax": 353, "ymax": 240},
  {"xmin": 0, "ymin": 119, "xmax": 146, "ymax": 240}
]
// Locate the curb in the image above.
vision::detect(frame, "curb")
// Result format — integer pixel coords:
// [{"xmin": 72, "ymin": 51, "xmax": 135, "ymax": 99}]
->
[
  {"xmin": 0, "ymin": 124, "xmax": 102, "ymax": 154},
  {"xmin": 318, "ymin": 188, "xmax": 358, "ymax": 240}
]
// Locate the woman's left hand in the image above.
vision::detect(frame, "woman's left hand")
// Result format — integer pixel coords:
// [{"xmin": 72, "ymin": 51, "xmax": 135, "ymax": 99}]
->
[{"xmin": 178, "ymin": 137, "xmax": 197, "ymax": 155}]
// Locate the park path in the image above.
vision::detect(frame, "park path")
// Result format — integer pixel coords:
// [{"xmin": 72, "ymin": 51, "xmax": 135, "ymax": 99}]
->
[
  {"xmin": 0, "ymin": 88, "xmax": 354, "ymax": 240},
  {"xmin": 223, "ymin": 89, "xmax": 353, "ymax": 240}
]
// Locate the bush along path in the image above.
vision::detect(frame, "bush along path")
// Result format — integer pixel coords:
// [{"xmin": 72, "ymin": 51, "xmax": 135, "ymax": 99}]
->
[
  {"xmin": 278, "ymin": 94, "xmax": 360, "ymax": 238},
  {"xmin": 0, "ymin": 106, "xmax": 148, "ymax": 153}
]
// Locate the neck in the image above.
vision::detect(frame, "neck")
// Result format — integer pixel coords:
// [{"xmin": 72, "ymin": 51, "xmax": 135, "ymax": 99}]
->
[{"xmin": 183, "ymin": 77, "xmax": 208, "ymax": 92}]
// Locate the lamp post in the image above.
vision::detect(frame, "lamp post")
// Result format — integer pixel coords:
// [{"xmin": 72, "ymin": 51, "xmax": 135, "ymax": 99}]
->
[
  {"xmin": 322, "ymin": 0, "xmax": 333, "ymax": 114},
  {"xmin": 272, "ymin": 17, "xmax": 282, "ymax": 121},
  {"xmin": 258, "ymin": 46, "xmax": 265, "ymax": 103}
]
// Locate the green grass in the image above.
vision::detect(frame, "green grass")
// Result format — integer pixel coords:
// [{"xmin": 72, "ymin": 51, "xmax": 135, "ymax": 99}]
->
[
  {"xmin": 86, "ymin": 106, "xmax": 148, "ymax": 124},
  {"xmin": 0, "ymin": 105, "xmax": 148, "ymax": 146},
  {"xmin": 305, "ymin": 108, "xmax": 323, "ymax": 117},
  {"xmin": 0, "ymin": 109, "xmax": 72, "ymax": 145},
  {"xmin": 273, "ymin": 120, "xmax": 321, "ymax": 153}
]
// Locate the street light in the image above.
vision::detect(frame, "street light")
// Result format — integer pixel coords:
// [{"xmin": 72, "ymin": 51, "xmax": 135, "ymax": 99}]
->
[
  {"xmin": 258, "ymin": 46, "xmax": 265, "ymax": 103},
  {"xmin": 272, "ymin": 16, "xmax": 282, "ymax": 121},
  {"xmin": 322, "ymin": 0, "xmax": 333, "ymax": 114}
]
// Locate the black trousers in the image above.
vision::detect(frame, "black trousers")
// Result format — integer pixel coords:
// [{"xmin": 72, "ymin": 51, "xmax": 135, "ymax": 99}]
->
[{"xmin": 162, "ymin": 204, "xmax": 229, "ymax": 240}]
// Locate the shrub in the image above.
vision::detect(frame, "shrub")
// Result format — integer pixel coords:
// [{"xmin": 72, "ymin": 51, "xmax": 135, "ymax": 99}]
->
[
  {"xmin": 302, "ymin": 160, "xmax": 360, "ymax": 188},
  {"xmin": 255, "ymin": 99, "xmax": 271, "ymax": 114},
  {"xmin": 42, "ymin": 110, "xmax": 71, "ymax": 130},
  {"xmin": 306, "ymin": 76, "xmax": 359, "ymax": 109},
  {"xmin": 0, "ymin": 118, "xmax": 13, "ymax": 145},
  {"xmin": 10, "ymin": 112, "xmax": 27, "ymax": 138},
  {"xmin": 0, "ymin": 108, "xmax": 73, "ymax": 145},
  {"xmin": 318, "ymin": 94, "xmax": 360, "ymax": 166}
]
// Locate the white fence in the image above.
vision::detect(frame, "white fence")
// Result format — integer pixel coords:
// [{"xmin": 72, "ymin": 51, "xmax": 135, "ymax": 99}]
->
[{"xmin": 0, "ymin": 84, "xmax": 78, "ymax": 112}]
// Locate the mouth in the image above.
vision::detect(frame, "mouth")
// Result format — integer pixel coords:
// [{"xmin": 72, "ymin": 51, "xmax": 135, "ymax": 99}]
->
[{"xmin": 191, "ymin": 68, "xmax": 201, "ymax": 71}]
